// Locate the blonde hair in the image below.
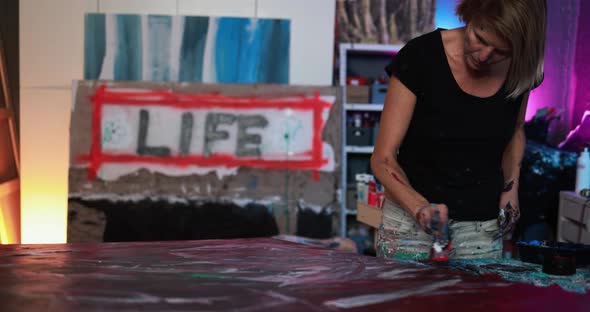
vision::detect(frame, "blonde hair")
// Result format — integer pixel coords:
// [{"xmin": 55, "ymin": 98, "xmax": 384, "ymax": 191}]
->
[{"xmin": 456, "ymin": 0, "xmax": 546, "ymax": 98}]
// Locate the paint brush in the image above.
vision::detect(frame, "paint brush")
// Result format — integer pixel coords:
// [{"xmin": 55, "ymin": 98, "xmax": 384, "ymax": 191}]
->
[{"xmin": 429, "ymin": 210, "xmax": 451, "ymax": 262}]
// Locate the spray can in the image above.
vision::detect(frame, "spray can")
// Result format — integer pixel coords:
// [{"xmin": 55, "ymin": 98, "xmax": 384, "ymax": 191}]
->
[{"xmin": 575, "ymin": 147, "xmax": 590, "ymax": 195}]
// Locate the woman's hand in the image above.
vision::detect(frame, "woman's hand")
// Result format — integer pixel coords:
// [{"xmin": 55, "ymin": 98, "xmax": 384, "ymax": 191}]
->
[
  {"xmin": 497, "ymin": 181, "xmax": 520, "ymax": 239},
  {"xmin": 415, "ymin": 203, "xmax": 449, "ymax": 238}
]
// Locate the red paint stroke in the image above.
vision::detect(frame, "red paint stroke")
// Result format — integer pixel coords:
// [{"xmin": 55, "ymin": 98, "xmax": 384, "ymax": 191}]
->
[
  {"xmin": 80, "ymin": 84, "xmax": 331, "ymax": 179},
  {"xmin": 96, "ymin": 89, "xmax": 331, "ymax": 111},
  {"xmin": 389, "ymin": 170, "xmax": 409, "ymax": 188},
  {"xmin": 88, "ymin": 84, "xmax": 106, "ymax": 180},
  {"xmin": 78, "ymin": 154, "xmax": 328, "ymax": 170},
  {"xmin": 312, "ymin": 91, "xmax": 324, "ymax": 182}
]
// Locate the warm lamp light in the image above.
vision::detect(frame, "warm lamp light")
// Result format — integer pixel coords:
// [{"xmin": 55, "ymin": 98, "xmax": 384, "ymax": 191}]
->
[{"xmin": 20, "ymin": 89, "xmax": 70, "ymax": 244}]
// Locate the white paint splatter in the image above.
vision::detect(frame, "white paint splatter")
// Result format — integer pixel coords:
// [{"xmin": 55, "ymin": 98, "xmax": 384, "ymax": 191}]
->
[
  {"xmin": 69, "ymin": 193, "xmax": 286, "ymax": 209},
  {"xmin": 376, "ymin": 268, "xmax": 429, "ymax": 279},
  {"xmin": 163, "ymin": 296, "xmax": 230, "ymax": 304},
  {"xmin": 297, "ymin": 199, "xmax": 332, "ymax": 214},
  {"xmin": 66, "ymin": 292, "xmax": 161, "ymax": 304},
  {"xmin": 231, "ymin": 196, "xmax": 283, "ymax": 208},
  {"xmin": 323, "ymin": 279, "xmax": 462, "ymax": 309},
  {"xmin": 68, "ymin": 292, "xmax": 230, "ymax": 305},
  {"xmin": 258, "ymin": 290, "xmax": 297, "ymax": 303},
  {"xmin": 69, "ymin": 192, "xmax": 190, "ymax": 204},
  {"xmin": 320, "ymin": 143, "xmax": 336, "ymax": 172},
  {"xmin": 99, "ymin": 164, "xmax": 239, "ymax": 181}
]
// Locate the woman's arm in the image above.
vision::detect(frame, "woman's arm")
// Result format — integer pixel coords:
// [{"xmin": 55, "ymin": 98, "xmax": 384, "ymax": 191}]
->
[
  {"xmin": 370, "ymin": 76, "xmax": 448, "ymax": 231},
  {"xmin": 498, "ymin": 92, "xmax": 530, "ymax": 237},
  {"xmin": 501, "ymin": 92, "xmax": 529, "ymax": 191}
]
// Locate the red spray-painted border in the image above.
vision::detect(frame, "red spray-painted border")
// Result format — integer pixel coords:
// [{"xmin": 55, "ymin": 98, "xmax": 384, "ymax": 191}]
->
[{"xmin": 79, "ymin": 85, "xmax": 332, "ymax": 180}]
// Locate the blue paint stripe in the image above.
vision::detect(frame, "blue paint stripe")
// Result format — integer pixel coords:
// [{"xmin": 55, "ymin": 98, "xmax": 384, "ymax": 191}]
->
[
  {"xmin": 114, "ymin": 15, "xmax": 143, "ymax": 81},
  {"xmin": 214, "ymin": 17, "xmax": 248, "ymax": 83},
  {"xmin": 179, "ymin": 16, "xmax": 209, "ymax": 82},
  {"xmin": 147, "ymin": 15, "xmax": 172, "ymax": 81},
  {"xmin": 237, "ymin": 19, "xmax": 264, "ymax": 83},
  {"xmin": 259, "ymin": 20, "xmax": 290, "ymax": 83},
  {"xmin": 84, "ymin": 14, "xmax": 106, "ymax": 80},
  {"xmin": 214, "ymin": 18, "xmax": 290, "ymax": 84}
]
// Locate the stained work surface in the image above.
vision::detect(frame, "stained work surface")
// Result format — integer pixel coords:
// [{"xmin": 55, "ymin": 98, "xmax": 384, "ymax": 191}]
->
[
  {"xmin": 428, "ymin": 259, "xmax": 590, "ymax": 294},
  {"xmin": 0, "ymin": 239, "xmax": 588, "ymax": 311}
]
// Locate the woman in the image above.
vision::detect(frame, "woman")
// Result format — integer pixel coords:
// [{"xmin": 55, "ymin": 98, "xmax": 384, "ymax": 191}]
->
[{"xmin": 371, "ymin": 0, "xmax": 546, "ymax": 260}]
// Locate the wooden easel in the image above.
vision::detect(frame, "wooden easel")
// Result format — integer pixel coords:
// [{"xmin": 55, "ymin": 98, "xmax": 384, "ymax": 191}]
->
[{"xmin": 0, "ymin": 30, "xmax": 20, "ymax": 244}]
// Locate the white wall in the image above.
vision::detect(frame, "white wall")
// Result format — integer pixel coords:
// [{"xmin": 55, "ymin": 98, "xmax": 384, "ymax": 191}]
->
[{"xmin": 20, "ymin": 0, "xmax": 335, "ymax": 243}]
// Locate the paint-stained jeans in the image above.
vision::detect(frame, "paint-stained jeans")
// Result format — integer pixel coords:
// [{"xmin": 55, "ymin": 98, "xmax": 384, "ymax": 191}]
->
[{"xmin": 376, "ymin": 199, "xmax": 502, "ymax": 260}]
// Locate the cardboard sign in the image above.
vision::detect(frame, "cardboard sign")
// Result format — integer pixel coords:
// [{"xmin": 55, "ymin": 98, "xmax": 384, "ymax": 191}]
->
[{"xmin": 77, "ymin": 85, "xmax": 335, "ymax": 180}]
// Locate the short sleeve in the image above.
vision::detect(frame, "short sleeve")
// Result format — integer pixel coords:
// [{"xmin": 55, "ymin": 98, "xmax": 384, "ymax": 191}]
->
[{"xmin": 384, "ymin": 39, "xmax": 423, "ymax": 96}]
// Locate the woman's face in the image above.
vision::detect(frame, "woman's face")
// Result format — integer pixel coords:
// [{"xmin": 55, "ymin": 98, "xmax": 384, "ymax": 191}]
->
[{"xmin": 463, "ymin": 22, "xmax": 512, "ymax": 72}]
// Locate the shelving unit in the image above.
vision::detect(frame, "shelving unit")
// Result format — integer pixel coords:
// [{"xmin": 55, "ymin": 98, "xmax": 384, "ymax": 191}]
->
[
  {"xmin": 339, "ymin": 43, "xmax": 403, "ymax": 238},
  {"xmin": 345, "ymin": 146, "xmax": 374, "ymax": 154},
  {"xmin": 345, "ymin": 103, "xmax": 384, "ymax": 111}
]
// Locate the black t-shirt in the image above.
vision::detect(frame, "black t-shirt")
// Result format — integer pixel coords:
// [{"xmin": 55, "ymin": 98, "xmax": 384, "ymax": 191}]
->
[{"xmin": 385, "ymin": 29, "xmax": 534, "ymax": 221}]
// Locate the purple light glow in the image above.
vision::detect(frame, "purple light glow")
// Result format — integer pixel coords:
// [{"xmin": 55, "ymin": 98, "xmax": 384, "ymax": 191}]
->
[
  {"xmin": 523, "ymin": 0, "xmax": 579, "ymax": 144},
  {"xmin": 573, "ymin": 0, "xmax": 590, "ymax": 128}
]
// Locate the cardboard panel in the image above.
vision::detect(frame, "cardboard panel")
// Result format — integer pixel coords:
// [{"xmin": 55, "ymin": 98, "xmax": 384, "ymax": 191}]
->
[{"xmin": 69, "ymin": 81, "xmax": 341, "ymax": 235}]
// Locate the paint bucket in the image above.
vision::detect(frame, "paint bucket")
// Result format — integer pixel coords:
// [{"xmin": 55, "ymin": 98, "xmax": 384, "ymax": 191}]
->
[
  {"xmin": 517, "ymin": 240, "xmax": 590, "ymax": 267},
  {"xmin": 542, "ymin": 250, "xmax": 576, "ymax": 276}
]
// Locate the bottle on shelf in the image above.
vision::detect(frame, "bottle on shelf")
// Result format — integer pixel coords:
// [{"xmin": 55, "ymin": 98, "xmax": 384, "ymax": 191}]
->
[{"xmin": 575, "ymin": 147, "xmax": 590, "ymax": 195}]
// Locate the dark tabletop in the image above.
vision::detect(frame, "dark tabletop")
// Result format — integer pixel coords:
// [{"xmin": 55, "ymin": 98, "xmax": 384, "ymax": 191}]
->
[{"xmin": 0, "ymin": 238, "xmax": 588, "ymax": 311}]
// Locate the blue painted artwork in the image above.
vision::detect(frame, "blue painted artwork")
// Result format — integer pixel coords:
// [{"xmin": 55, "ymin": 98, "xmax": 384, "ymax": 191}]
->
[{"xmin": 84, "ymin": 14, "xmax": 290, "ymax": 84}]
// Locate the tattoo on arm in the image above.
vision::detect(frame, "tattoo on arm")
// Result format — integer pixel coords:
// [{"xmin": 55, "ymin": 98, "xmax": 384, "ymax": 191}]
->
[{"xmin": 503, "ymin": 180, "xmax": 514, "ymax": 192}]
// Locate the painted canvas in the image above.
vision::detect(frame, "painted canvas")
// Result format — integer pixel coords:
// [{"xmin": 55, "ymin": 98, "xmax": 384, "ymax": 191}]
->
[
  {"xmin": 336, "ymin": 0, "xmax": 436, "ymax": 44},
  {"xmin": 84, "ymin": 14, "xmax": 290, "ymax": 84}
]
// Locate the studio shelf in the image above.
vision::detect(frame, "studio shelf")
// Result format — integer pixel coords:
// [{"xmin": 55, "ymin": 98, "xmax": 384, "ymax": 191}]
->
[
  {"xmin": 345, "ymin": 146, "xmax": 374, "ymax": 154},
  {"xmin": 344, "ymin": 103, "xmax": 384, "ymax": 111},
  {"xmin": 339, "ymin": 42, "xmax": 402, "ymax": 238}
]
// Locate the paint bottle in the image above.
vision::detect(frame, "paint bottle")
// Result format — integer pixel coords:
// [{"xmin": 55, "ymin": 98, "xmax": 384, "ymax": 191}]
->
[
  {"xmin": 367, "ymin": 176, "xmax": 377, "ymax": 206},
  {"xmin": 356, "ymin": 174, "xmax": 367, "ymax": 204},
  {"xmin": 575, "ymin": 147, "xmax": 590, "ymax": 195},
  {"xmin": 353, "ymin": 113, "xmax": 362, "ymax": 128}
]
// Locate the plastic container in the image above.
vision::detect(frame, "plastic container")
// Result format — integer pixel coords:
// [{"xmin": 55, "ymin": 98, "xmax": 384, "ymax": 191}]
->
[
  {"xmin": 370, "ymin": 83, "xmax": 388, "ymax": 104},
  {"xmin": 575, "ymin": 147, "xmax": 590, "ymax": 194},
  {"xmin": 516, "ymin": 240, "xmax": 590, "ymax": 267},
  {"xmin": 356, "ymin": 174, "xmax": 368, "ymax": 204}
]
